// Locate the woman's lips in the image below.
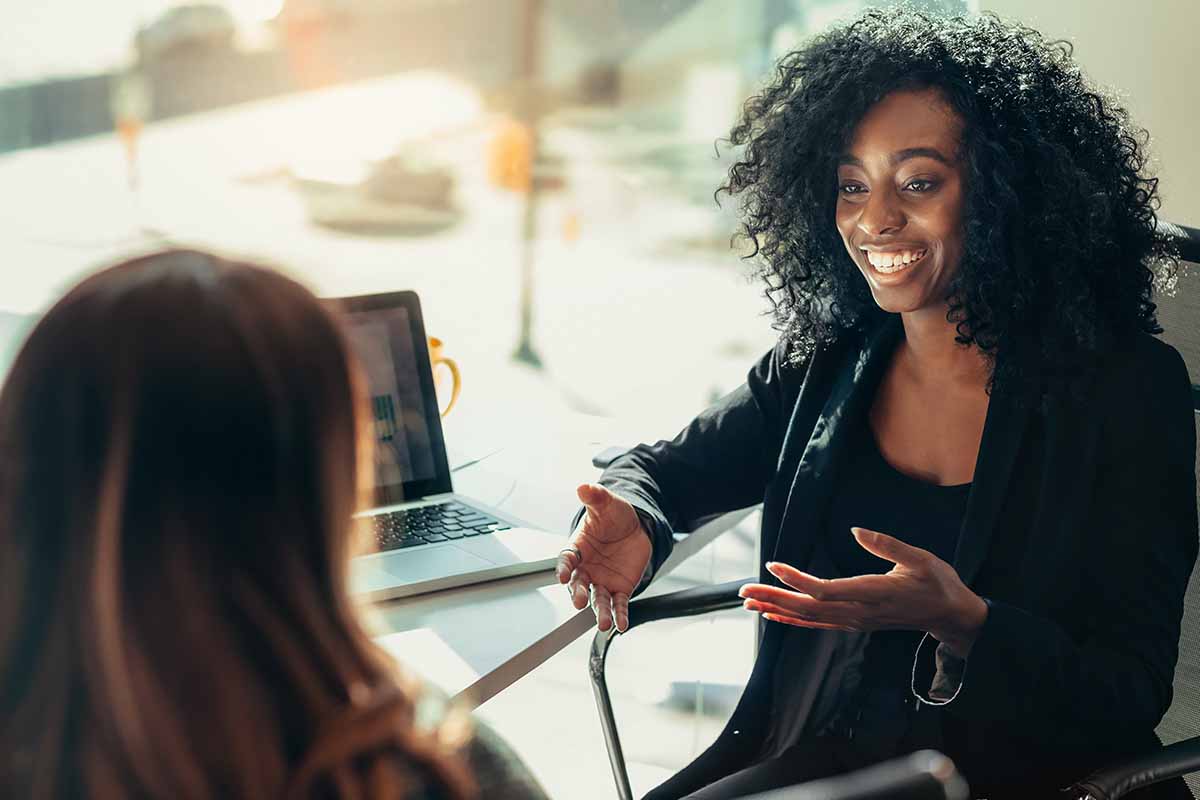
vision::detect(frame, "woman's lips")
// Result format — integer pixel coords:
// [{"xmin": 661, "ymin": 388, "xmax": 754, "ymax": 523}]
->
[{"xmin": 862, "ymin": 248, "xmax": 928, "ymax": 273}]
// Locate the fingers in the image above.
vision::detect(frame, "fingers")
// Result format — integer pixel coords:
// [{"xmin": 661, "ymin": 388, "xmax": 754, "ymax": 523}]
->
[
  {"xmin": 576, "ymin": 483, "xmax": 614, "ymax": 516},
  {"xmin": 592, "ymin": 584, "xmax": 614, "ymax": 632},
  {"xmin": 564, "ymin": 570, "xmax": 630, "ymax": 632},
  {"xmin": 741, "ymin": 596, "xmax": 860, "ymax": 632},
  {"xmin": 585, "ymin": 585, "xmax": 630, "ymax": 633},
  {"xmin": 764, "ymin": 562, "xmax": 891, "ymax": 603},
  {"xmin": 555, "ymin": 543, "xmax": 582, "ymax": 584},
  {"xmin": 762, "ymin": 613, "xmax": 853, "ymax": 631},
  {"xmin": 567, "ymin": 567, "xmax": 592, "ymax": 610},
  {"xmin": 612, "ymin": 592, "xmax": 630, "ymax": 633},
  {"xmin": 851, "ymin": 527, "xmax": 932, "ymax": 567},
  {"xmin": 740, "ymin": 583, "xmax": 866, "ymax": 619},
  {"xmin": 764, "ymin": 562, "xmax": 826, "ymax": 594},
  {"xmin": 740, "ymin": 597, "xmax": 799, "ymax": 617}
]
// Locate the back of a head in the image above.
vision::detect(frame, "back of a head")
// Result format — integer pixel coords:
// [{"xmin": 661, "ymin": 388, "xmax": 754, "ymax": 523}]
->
[{"xmin": 0, "ymin": 250, "xmax": 472, "ymax": 798}]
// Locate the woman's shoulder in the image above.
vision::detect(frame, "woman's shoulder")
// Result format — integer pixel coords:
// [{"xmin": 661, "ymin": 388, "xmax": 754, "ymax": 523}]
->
[
  {"xmin": 1084, "ymin": 334, "xmax": 1195, "ymax": 443},
  {"xmin": 390, "ymin": 722, "xmax": 548, "ymax": 800},
  {"xmin": 290, "ymin": 676, "xmax": 548, "ymax": 800},
  {"xmin": 456, "ymin": 719, "xmax": 549, "ymax": 800},
  {"xmin": 1093, "ymin": 334, "xmax": 1192, "ymax": 399},
  {"xmin": 407, "ymin": 683, "xmax": 549, "ymax": 800}
]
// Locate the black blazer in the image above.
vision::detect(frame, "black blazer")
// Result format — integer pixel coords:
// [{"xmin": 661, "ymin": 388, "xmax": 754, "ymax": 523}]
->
[{"xmin": 597, "ymin": 315, "xmax": 1198, "ymax": 799}]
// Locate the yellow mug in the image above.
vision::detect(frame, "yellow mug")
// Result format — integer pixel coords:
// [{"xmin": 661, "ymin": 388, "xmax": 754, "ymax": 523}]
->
[{"xmin": 427, "ymin": 336, "xmax": 461, "ymax": 418}]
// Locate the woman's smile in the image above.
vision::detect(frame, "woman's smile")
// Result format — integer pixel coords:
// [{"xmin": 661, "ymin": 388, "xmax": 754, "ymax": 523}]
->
[{"xmin": 860, "ymin": 246, "xmax": 930, "ymax": 274}]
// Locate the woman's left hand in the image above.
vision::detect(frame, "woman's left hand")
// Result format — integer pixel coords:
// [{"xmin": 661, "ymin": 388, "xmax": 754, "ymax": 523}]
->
[{"xmin": 739, "ymin": 527, "xmax": 988, "ymax": 658}]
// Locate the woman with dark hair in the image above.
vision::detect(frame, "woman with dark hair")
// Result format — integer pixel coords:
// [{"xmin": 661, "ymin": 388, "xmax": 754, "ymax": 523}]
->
[
  {"xmin": 558, "ymin": 8, "xmax": 1197, "ymax": 799},
  {"xmin": 0, "ymin": 250, "xmax": 546, "ymax": 799}
]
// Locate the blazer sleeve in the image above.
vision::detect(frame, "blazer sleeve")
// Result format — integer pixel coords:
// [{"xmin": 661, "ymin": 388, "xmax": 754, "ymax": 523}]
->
[
  {"xmin": 913, "ymin": 341, "xmax": 1198, "ymax": 735},
  {"xmin": 585, "ymin": 338, "xmax": 804, "ymax": 578}
]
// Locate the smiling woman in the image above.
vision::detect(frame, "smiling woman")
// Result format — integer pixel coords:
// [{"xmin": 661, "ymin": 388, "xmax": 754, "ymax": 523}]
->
[{"xmin": 556, "ymin": 7, "xmax": 1198, "ymax": 800}]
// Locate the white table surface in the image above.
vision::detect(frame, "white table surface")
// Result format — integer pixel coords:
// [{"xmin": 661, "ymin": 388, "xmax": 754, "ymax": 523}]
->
[{"xmin": 364, "ymin": 404, "xmax": 751, "ymax": 709}]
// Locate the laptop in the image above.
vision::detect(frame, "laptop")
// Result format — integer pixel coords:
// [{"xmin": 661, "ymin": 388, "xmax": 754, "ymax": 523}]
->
[{"xmin": 335, "ymin": 290, "xmax": 566, "ymax": 602}]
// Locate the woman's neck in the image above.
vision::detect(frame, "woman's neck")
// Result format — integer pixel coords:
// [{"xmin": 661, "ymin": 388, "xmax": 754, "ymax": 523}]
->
[{"xmin": 897, "ymin": 305, "xmax": 989, "ymax": 387}]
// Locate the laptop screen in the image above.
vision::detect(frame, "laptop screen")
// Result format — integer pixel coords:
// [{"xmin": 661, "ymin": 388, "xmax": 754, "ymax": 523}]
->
[{"xmin": 337, "ymin": 291, "xmax": 452, "ymax": 506}]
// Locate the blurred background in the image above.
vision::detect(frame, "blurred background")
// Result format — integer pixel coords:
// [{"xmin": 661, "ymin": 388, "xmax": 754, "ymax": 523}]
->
[{"xmin": 1, "ymin": 1, "xmax": 1196, "ymax": 797}]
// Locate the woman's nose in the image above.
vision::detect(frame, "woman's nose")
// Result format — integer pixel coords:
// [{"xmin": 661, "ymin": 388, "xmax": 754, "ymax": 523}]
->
[{"xmin": 856, "ymin": 189, "xmax": 905, "ymax": 237}]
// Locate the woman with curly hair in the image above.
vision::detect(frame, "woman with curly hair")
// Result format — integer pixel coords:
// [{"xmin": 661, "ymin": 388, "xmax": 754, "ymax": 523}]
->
[
  {"xmin": 0, "ymin": 250, "xmax": 547, "ymax": 799},
  {"xmin": 557, "ymin": 8, "xmax": 1197, "ymax": 799}
]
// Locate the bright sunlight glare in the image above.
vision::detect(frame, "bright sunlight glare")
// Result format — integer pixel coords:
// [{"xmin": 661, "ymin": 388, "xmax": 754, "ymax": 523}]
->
[{"xmin": 227, "ymin": 0, "xmax": 285, "ymax": 25}]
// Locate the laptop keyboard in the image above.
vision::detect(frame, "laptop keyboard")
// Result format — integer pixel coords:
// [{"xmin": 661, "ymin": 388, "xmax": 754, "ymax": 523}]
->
[{"xmin": 371, "ymin": 501, "xmax": 511, "ymax": 553}]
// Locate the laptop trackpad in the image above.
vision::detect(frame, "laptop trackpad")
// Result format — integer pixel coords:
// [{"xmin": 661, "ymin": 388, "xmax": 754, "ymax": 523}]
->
[{"xmin": 381, "ymin": 546, "xmax": 496, "ymax": 583}]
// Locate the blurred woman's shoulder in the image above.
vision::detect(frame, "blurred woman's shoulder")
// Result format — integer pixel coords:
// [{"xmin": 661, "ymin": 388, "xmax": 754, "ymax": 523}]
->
[
  {"xmin": 286, "ymin": 676, "xmax": 548, "ymax": 800},
  {"xmin": 384, "ymin": 679, "xmax": 550, "ymax": 800},
  {"xmin": 454, "ymin": 717, "xmax": 549, "ymax": 800}
]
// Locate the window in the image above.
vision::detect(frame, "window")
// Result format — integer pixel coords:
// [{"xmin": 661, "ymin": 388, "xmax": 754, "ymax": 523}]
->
[{"xmin": 0, "ymin": 0, "xmax": 972, "ymax": 424}]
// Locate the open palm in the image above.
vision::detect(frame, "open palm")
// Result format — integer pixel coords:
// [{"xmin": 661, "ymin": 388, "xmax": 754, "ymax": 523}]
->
[{"xmin": 556, "ymin": 483, "xmax": 652, "ymax": 632}]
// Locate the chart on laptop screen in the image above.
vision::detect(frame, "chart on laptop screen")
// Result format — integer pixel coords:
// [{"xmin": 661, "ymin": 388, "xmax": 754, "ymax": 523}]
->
[{"xmin": 342, "ymin": 307, "xmax": 437, "ymax": 489}]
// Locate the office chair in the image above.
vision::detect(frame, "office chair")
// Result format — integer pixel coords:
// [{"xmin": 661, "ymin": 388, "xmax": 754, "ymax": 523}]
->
[
  {"xmin": 739, "ymin": 751, "xmax": 967, "ymax": 800},
  {"xmin": 589, "ymin": 221, "xmax": 1200, "ymax": 800}
]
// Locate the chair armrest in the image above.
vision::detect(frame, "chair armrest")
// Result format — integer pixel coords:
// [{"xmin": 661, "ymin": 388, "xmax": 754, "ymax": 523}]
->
[
  {"xmin": 1072, "ymin": 737, "xmax": 1200, "ymax": 799},
  {"xmin": 743, "ymin": 750, "xmax": 967, "ymax": 800},
  {"xmin": 625, "ymin": 577, "xmax": 755, "ymax": 632}
]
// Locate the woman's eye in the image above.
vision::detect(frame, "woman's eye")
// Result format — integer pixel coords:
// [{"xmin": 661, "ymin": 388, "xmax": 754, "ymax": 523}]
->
[
  {"xmin": 904, "ymin": 178, "xmax": 937, "ymax": 192},
  {"xmin": 838, "ymin": 183, "xmax": 866, "ymax": 196}
]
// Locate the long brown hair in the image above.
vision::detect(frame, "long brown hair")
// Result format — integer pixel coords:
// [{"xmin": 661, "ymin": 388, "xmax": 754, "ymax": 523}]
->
[{"xmin": 0, "ymin": 250, "xmax": 475, "ymax": 798}]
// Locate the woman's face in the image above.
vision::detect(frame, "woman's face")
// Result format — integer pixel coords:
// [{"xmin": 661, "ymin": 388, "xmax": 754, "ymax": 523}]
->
[{"xmin": 835, "ymin": 87, "xmax": 967, "ymax": 316}]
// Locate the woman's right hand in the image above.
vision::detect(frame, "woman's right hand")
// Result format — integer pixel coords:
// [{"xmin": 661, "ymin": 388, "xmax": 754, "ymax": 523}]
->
[{"xmin": 556, "ymin": 483, "xmax": 652, "ymax": 633}]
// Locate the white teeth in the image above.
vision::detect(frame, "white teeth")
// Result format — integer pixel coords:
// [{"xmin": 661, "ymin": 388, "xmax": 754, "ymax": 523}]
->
[{"xmin": 863, "ymin": 248, "xmax": 926, "ymax": 273}]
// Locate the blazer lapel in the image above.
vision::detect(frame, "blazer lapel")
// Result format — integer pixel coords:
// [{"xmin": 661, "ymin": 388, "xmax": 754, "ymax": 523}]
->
[
  {"xmin": 771, "ymin": 316, "xmax": 904, "ymax": 569},
  {"xmin": 953, "ymin": 378, "xmax": 1035, "ymax": 587}
]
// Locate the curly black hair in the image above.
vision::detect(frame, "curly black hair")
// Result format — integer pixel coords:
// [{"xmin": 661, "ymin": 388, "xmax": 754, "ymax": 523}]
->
[{"xmin": 719, "ymin": 6, "xmax": 1175, "ymax": 395}]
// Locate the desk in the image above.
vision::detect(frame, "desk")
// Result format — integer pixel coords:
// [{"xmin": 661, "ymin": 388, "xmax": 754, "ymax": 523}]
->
[{"xmin": 364, "ymin": 406, "xmax": 752, "ymax": 709}]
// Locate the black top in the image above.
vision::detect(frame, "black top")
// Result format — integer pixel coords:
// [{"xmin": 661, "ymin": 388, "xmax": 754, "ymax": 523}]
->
[
  {"xmin": 826, "ymin": 415, "xmax": 969, "ymax": 695},
  {"xmin": 597, "ymin": 320, "xmax": 1196, "ymax": 799},
  {"xmin": 762, "ymin": 410, "xmax": 970, "ymax": 759}
]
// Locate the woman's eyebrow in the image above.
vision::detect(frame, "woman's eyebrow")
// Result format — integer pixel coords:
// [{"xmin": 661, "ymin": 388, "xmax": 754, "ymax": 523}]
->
[
  {"xmin": 837, "ymin": 147, "xmax": 951, "ymax": 167},
  {"xmin": 891, "ymin": 146, "xmax": 951, "ymax": 165}
]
